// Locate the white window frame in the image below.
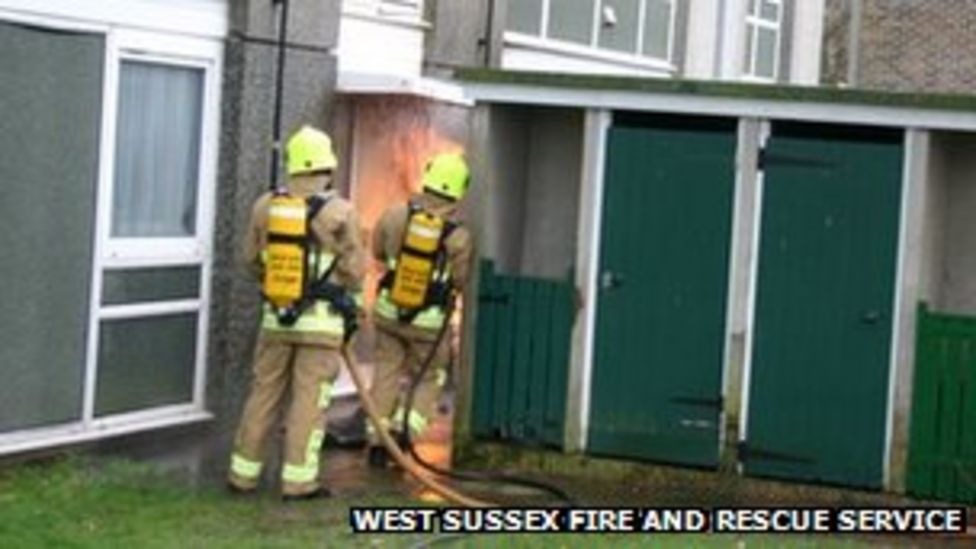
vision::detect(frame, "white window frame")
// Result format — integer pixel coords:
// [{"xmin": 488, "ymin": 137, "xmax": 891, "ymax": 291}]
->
[
  {"xmin": 742, "ymin": 0, "xmax": 783, "ymax": 82},
  {"xmin": 0, "ymin": 12, "xmax": 221, "ymax": 455},
  {"xmin": 90, "ymin": 28, "xmax": 220, "ymax": 422},
  {"xmin": 507, "ymin": 0, "xmax": 677, "ymax": 69}
]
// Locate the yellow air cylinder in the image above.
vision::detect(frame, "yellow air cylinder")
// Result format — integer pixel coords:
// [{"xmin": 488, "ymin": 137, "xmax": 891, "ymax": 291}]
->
[
  {"xmin": 390, "ymin": 213, "xmax": 445, "ymax": 309},
  {"xmin": 264, "ymin": 195, "xmax": 308, "ymax": 308}
]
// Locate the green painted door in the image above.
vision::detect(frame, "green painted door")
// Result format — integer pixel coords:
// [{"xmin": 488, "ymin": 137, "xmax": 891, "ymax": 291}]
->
[
  {"xmin": 745, "ymin": 123, "xmax": 904, "ymax": 489},
  {"xmin": 588, "ymin": 114, "xmax": 737, "ymax": 468}
]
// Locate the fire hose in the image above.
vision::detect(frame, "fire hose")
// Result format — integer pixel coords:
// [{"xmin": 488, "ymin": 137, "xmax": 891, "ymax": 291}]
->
[
  {"xmin": 263, "ymin": 0, "xmax": 494, "ymax": 509},
  {"xmin": 340, "ymin": 341, "xmax": 493, "ymax": 507},
  {"xmin": 396, "ymin": 296, "xmax": 577, "ymax": 507},
  {"xmin": 329, "ymin": 289, "xmax": 577, "ymax": 506},
  {"xmin": 338, "ymin": 295, "xmax": 575, "ymax": 508}
]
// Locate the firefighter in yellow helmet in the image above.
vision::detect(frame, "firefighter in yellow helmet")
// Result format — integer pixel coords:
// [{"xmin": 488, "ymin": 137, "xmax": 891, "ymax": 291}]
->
[
  {"xmin": 227, "ymin": 125, "xmax": 366, "ymax": 500},
  {"xmin": 366, "ymin": 152, "xmax": 474, "ymax": 467}
]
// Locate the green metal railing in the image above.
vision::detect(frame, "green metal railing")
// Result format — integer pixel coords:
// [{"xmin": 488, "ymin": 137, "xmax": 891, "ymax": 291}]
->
[
  {"xmin": 907, "ymin": 303, "xmax": 976, "ymax": 504},
  {"xmin": 470, "ymin": 260, "xmax": 574, "ymax": 448}
]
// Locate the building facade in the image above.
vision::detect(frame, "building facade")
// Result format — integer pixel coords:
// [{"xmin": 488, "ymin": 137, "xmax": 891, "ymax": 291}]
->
[{"xmin": 0, "ymin": 0, "xmax": 828, "ymax": 464}]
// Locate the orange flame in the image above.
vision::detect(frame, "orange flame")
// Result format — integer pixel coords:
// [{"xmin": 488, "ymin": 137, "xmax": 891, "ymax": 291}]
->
[{"xmin": 349, "ymin": 96, "xmax": 466, "ymax": 308}]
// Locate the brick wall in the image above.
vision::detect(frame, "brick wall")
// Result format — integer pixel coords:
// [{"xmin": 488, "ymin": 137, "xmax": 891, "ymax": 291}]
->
[{"xmin": 825, "ymin": 0, "xmax": 976, "ymax": 93}]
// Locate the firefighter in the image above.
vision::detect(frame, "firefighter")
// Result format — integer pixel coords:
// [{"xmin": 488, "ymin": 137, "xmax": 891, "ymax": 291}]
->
[
  {"xmin": 366, "ymin": 152, "xmax": 474, "ymax": 468},
  {"xmin": 228, "ymin": 125, "xmax": 366, "ymax": 500}
]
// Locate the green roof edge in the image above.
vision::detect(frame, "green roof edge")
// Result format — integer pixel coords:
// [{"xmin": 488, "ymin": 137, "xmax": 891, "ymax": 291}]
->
[{"xmin": 456, "ymin": 68, "xmax": 976, "ymax": 114}]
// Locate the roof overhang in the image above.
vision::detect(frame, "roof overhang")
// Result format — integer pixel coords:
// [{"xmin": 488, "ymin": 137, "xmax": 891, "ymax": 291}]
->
[
  {"xmin": 337, "ymin": 71, "xmax": 473, "ymax": 107},
  {"xmin": 458, "ymin": 69, "xmax": 976, "ymax": 132}
]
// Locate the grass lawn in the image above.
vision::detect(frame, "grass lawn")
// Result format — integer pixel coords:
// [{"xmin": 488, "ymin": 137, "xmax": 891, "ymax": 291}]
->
[{"xmin": 0, "ymin": 457, "xmax": 905, "ymax": 548}]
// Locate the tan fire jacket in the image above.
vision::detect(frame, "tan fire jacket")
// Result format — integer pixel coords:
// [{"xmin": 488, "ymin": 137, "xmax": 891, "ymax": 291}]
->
[
  {"xmin": 371, "ymin": 192, "xmax": 473, "ymax": 339},
  {"xmin": 244, "ymin": 189, "xmax": 366, "ymax": 347}
]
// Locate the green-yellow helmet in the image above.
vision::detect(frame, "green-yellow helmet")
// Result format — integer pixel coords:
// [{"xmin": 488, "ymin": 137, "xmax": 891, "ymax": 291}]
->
[
  {"xmin": 422, "ymin": 152, "xmax": 470, "ymax": 202},
  {"xmin": 286, "ymin": 125, "xmax": 338, "ymax": 176}
]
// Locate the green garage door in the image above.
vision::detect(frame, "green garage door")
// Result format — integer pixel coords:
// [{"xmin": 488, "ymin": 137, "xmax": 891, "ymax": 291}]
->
[
  {"xmin": 744, "ymin": 123, "xmax": 904, "ymax": 489},
  {"xmin": 588, "ymin": 114, "xmax": 737, "ymax": 468}
]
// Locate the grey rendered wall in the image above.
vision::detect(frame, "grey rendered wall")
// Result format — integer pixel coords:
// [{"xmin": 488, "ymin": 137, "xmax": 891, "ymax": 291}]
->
[
  {"xmin": 469, "ymin": 104, "xmax": 583, "ymax": 280},
  {"xmin": 939, "ymin": 135, "xmax": 976, "ymax": 315},
  {"xmin": 519, "ymin": 108, "xmax": 583, "ymax": 280},
  {"xmin": 206, "ymin": 0, "xmax": 341, "ymax": 462},
  {"xmin": 469, "ymin": 104, "xmax": 530, "ymax": 274},
  {"xmin": 914, "ymin": 132, "xmax": 976, "ymax": 316}
]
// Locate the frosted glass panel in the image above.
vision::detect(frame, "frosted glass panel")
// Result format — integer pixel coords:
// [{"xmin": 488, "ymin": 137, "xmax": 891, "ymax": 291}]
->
[
  {"xmin": 102, "ymin": 267, "xmax": 201, "ymax": 305},
  {"xmin": 95, "ymin": 314, "xmax": 198, "ymax": 416}
]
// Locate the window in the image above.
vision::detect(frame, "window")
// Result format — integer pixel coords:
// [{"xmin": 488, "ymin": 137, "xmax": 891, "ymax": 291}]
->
[
  {"xmin": 744, "ymin": 0, "xmax": 782, "ymax": 81},
  {"xmin": 94, "ymin": 30, "xmax": 220, "ymax": 423},
  {"xmin": 0, "ymin": 11, "xmax": 220, "ymax": 455},
  {"xmin": 506, "ymin": 0, "xmax": 676, "ymax": 64},
  {"xmin": 112, "ymin": 61, "xmax": 203, "ymax": 238}
]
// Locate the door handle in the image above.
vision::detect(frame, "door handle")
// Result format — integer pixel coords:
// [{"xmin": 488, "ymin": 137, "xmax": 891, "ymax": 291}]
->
[
  {"xmin": 600, "ymin": 271, "xmax": 625, "ymax": 290},
  {"xmin": 861, "ymin": 310, "xmax": 882, "ymax": 324}
]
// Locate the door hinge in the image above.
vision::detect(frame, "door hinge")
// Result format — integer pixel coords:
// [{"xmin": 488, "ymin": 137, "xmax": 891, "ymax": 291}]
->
[{"xmin": 737, "ymin": 441, "xmax": 816, "ymax": 465}]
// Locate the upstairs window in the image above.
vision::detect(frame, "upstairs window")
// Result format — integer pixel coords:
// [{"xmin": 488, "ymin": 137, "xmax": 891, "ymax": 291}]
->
[
  {"xmin": 506, "ymin": 0, "xmax": 676, "ymax": 64},
  {"xmin": 744, "ymin": 0, "xmax": 782, "ymax": 81}
]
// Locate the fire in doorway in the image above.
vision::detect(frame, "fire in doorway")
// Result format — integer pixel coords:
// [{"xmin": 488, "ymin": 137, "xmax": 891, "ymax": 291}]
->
[
  {"xmin": 325, "ymin": 95, "xmax": 468, "ymax": 447},
  {"xmin": 347, "ymin": 95, "xmax": 468, "ymax": 311}
]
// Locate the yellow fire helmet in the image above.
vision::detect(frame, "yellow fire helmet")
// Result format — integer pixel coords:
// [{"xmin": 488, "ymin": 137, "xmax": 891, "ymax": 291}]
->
[
  {"xmin": 286, "ymin": 125, "xmax": 338, "ymax": 176},
  {"xmin": 422, "ymin": 152, "xmax": 470, "ymax": 202}
]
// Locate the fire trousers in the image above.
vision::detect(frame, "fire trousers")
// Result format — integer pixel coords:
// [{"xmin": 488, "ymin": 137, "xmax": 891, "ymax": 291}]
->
[
  {"xmin": 228, "ymin": 335, "xmax": 342, "ymax": 496},
  {"xmin": 366, "ymin": 325, "xmax": 450, "ymax": 446}
]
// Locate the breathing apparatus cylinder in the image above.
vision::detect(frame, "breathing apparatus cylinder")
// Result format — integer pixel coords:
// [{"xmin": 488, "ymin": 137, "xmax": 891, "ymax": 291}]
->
[
  {"xmin": 263, "ymin": 193, "xmax": 310, "ymax": 310},
  {"xmin": 263, "ymin": 125, "xmax": 338, "ymax": 314},
  {"xmin": 389, "ymin": 210, "xmax": 448, "ymax": 310}
]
